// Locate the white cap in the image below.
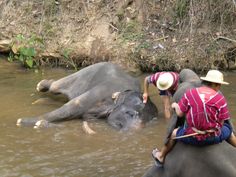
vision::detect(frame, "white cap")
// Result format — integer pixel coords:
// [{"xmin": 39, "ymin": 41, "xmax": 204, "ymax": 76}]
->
[
  {"xmin": 200, "ymin": 70, "xmax": 229, "ymax": 85},
  {"xmin": 156, "ymin": 73, "xmax": 174, "ymax": 90}
]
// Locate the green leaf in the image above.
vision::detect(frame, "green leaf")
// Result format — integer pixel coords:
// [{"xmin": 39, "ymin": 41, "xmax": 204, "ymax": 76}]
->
[
  {"xmin": 16, "ymin": 34, "xmax": 24, "ymax": 41},
  {"xmin": 19, "ymin": 47, "xmax": 36, "ymax": 57},
  {"xmin": 19, "ymin": 55, "xmax": 24, "ymax": 62},
  {"xmin": 26, "ymin": 58, "xmax": 33, "ymax": 68},
  {"xmin": 27, "ymin": 47, "xmax": 36, "ymax": 57},
  {"xmin": 9, "ymin": 34, "xmax": 44, "ymax": 69},
  {"xmin": 8, "ymin": 54, "xmax": 14, "ymax": 62}
]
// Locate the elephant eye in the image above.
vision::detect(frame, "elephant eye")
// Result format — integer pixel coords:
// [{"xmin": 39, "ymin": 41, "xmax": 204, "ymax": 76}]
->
[
  {"xmin": 125, "ymin": 110, "xmax": 138, "ymax": 117},
  {"xmin": 126, "ymin": 111, "xmax": 133, "ymax": 116},
  {"xmin": 116, "ymin": 122, "xmax": 122, "ymax": 129}
]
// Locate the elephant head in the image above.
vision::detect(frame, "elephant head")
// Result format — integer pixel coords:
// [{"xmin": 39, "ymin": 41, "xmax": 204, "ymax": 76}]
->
[{"xmin": 107, "ymin": 90, "xmax": 158, "ymax": 130}]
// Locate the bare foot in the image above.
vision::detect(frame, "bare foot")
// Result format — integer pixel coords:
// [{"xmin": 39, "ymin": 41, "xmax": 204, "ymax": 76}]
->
[{"xmin": 152, "ymin": 148, "xmax": 164, "ymax": 166}]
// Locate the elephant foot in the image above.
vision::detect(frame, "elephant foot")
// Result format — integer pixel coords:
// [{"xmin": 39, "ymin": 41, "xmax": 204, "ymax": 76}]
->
[
  {"xmin": 16, "ymin": 118, "xmax": 40, "ymax": 127},
  {"xmin": 34, "ymin": 120, "xmax": 49, "ymax": 129},
  {"xmin": 16, "ymin": 118, "xmax": 22, "ymax": 127},
  {"xmin": 36, "ymin": 79, "xmax": 54, "ymax": 92},
  {"xmin": 82, "ymin": 121, "xmax": 96, "ymax": 135}
]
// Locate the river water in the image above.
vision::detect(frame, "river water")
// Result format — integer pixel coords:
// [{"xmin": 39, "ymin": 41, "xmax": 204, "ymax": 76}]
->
[{"xmin": 0, "ymin": 58, "xmax": 235, "ymax": 177}]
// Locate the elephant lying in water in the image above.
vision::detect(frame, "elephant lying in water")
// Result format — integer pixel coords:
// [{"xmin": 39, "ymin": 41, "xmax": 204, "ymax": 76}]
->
[
  {"xmin": 142, "ymin": 69, "xmax": 236, "ymax": 177},
  {"xmin": 17, "ymin": 62, "xmax": 158, "ymax": 131}
]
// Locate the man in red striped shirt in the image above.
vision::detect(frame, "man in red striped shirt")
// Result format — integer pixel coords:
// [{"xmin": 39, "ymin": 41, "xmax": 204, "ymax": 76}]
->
[
  {"xmin": 143, "ymin": 72, "xmax": 179, "ymax": 119},
  {"xmin": 151, "ymin": 70, "xmax": 236, "ymax": 167}
]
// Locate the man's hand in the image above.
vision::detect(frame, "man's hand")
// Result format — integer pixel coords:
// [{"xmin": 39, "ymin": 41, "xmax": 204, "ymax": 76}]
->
[
  {"xmin": 171, "ymin": 102, "xmax": 184, "ymax": 117},
  {"xmin": 171, "ymin": 102, "xmax": 178, "ymax": 109},
  {"xmin": 143, "ymin": 93, "xmax": 148, "ymax": 103}
]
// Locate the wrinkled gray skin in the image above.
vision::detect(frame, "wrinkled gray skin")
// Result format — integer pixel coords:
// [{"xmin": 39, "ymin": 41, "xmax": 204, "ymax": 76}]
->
[
  {"xmin": 142, "ymin": 69, "xmax": 236, "ymax": 177},
  {"xmin": 18, "ymin": 62, "xmax": 158, "ymax": 130}
]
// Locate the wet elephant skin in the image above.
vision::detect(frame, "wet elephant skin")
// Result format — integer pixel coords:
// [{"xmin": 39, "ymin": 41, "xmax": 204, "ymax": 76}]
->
[
  {"xmin": 17, "ymin": 62, "xmax": 158, "ymax": 130},
  {"xmin": 142, "ymin": 69, "xmax": 236, "ymax": 177}
]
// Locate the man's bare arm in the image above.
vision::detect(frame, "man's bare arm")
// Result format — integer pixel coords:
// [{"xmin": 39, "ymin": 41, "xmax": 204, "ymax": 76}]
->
[{"xmin": 171, "ymin": 102, "xmax": 184, "ymax": 117}]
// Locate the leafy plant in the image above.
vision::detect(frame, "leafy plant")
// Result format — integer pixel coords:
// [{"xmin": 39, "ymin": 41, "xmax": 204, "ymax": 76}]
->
[
  {"xmin": 135, "ymin": 41, "xmax": 151, "ymax": 52},
  {"xmin": 175, "ymin": 0, "xmax": 190, "ymax": 20},
  {"xmin": 8, "ymin": 34, "xmax": 44, "ymax": 68},
  {"xmin": 61, "ymin": 48, "xmax": 78, "ymax": 70},
  {"xmin": 120, "ymin": 20, "xmax": 144, "ymax": 42}
]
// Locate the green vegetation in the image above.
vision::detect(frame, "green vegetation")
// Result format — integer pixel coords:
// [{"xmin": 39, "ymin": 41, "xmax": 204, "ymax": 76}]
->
[
  {"xmin": 135, "ymin": 41, "xmax": 151, "ymax": 52},
  {"xmin": 8, "ymin": 34, "xmax": 44, "ymax": 68},
  {"xmin": 1, "ymin": 0, "xmax": 235, "ymax": 71},
  {"xmin": 44, "ymin": 0, "xmax": 59, "ymax": 16},
  {"xmin": 61, "ymin": 48, "xmax": 78, "ymax": 70},
  {"xmin": 175, "ymin": 0, "xmax": 190, "ymax": 20},
  {"xmin": 119, "ymin": 20, "xmax": 144, "ymax": 42}
]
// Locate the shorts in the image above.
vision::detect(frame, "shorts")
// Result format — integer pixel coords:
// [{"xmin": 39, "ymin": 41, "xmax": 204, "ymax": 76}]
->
[
  {"xmin": 176, "ymin": 123, "xmax": 233, "ymax": 146},
  {"xmin": 159, "ymin": 90, "xmax": 167, "ymax": 96}
]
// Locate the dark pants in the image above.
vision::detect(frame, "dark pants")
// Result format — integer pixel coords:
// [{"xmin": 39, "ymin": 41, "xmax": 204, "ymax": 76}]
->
[{"xmin": 176, "ymin": 123, "xmax": 232, "ymax": 146}]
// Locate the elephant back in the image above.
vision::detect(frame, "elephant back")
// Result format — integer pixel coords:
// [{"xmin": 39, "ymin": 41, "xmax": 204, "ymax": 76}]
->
[
  {"xmin": 173, "ymin": 81, "xmax": 200, "ymax": 102},
  {"xmin": 173, "ymin": 69, "xmax": 201, "ymax": 102},
  {"xmin": 143, "ymin": 142, "xmax": 236, "ymax": 177},
  {"xmin": 179, "ymin": 69, "xmax": 200, "ymax": 83}
]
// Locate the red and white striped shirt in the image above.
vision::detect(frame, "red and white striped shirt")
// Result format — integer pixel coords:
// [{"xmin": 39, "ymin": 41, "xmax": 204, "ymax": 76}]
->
[
  {"xmin": 178, "ymin": 86, "xmax": 230, "ymax": 139},
  {"xmin": 147, "ymin": 72, "xmax": 179, "ymax": 96}
]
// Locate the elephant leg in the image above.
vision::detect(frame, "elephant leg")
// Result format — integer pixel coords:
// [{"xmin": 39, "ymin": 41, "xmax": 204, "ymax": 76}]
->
[
  {"xmin": 36, "ymin": 63, "xmax": 109, "ymax": 95},
  {"xmin": 17, "ymin": 84, "xmax": 112, "ymax": 128},
  {"xmin": 17, "ymin": 97, "xmax": 88, "ymax": 127},
  {"xmin": 36, "ymin": 79, "xmax": 55, "ymax": 92},
  {"xmin": 36, "ymin": 76, "xmax": 79, "ymax": 99},
  {"xmin": 16, "ymin": 100, "xmax": 81, "ymax": 127},
  {"xmin": 37, "ymin": 78, "xmax": 75, "ymax": 95},
  {"xmin": 36, "ymin": 63, "xmax": 122, "ymax": 99},
  {"xmin": 17, "ymin": 117, "xmax": 42, "ymax": 127},
  {"xmin": 36, "ymin": 69, "xmax": 95, "ymax": 98}
]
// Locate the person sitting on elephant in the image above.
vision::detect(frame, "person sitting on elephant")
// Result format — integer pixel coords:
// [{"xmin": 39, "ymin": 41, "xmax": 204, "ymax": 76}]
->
[
  {"xmin": 143, "ymin": 72, "xmax": 179, "ymax": 119},
  {"xmin": 151, "ymin": 70, "xmax": 236, "ymax": 167}
]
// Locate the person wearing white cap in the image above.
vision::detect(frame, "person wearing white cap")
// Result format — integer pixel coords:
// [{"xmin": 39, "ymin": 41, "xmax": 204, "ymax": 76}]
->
[
  {"xmin": 151, "ymin": 70, "xmax": 236, "ymax": 167},
  {"xmin": 143, "ymin": 71, "xmax": 179, "ymax": 119}
]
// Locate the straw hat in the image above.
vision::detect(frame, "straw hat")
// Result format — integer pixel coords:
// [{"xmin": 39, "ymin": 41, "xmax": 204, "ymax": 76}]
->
[
  {"xmin": 156, "ymin": 73, "xmax": 174, "ymax": 90},
  {"xmin": 200, "ymin": 70, "xmax": 229, "ymax": 85}
]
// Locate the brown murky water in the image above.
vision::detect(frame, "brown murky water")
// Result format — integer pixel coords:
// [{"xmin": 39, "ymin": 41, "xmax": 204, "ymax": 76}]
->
[{"xmin": 0, "ymin": 58, "xmax": 235, "ymax": 177}]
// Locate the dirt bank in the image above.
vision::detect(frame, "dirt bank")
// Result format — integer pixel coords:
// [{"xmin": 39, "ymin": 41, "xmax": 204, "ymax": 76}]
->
[{"xmin": 0, "ymin": 0, "xmax": 236, "ymax": 72}]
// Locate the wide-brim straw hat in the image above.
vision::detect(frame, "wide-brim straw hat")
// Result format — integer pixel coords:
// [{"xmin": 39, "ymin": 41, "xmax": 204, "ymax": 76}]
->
[
  {"xmin": 200, "ymin": 70, "xmax": 229, "ymax": 85},
  {"xmin": 156, "ymin": 73, "xmax": 174, "ymax": 90}
]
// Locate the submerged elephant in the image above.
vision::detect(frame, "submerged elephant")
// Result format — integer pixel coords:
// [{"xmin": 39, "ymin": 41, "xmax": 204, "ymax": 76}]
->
[
  {"xmin": 142, "ymin": 69, "xmax": 236, "ymax": 177},
  {"xmin": 17, "ymin": 62, "xmax": 158, "ymax": 130}
]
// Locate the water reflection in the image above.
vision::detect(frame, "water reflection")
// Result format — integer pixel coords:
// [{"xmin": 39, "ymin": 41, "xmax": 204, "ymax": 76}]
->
[{"xmin": 0, "ymin": 58, "xmax": 235, "ymax": 177}]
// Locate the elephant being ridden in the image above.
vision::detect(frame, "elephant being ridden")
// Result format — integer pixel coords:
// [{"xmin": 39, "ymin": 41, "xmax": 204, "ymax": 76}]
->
[{"xmin": 142, "ymin": 69, "xmax": 236, "ymax": 177}]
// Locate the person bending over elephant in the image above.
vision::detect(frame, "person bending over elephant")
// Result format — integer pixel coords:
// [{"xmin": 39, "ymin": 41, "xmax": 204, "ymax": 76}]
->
[
  {"xmin": 143, "ymin": 72, "xmax": 179, "ymax": 119},
  {"xmin": 151, "ymin": 70, "xmax": 236, "ymax": 167}
]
